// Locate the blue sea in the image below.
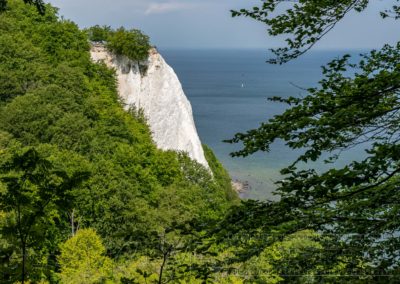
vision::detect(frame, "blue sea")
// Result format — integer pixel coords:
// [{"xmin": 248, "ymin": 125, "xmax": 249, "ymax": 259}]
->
[{"xmin": 161, "ymin": 49, "xmax": 366, "ymax": 200}]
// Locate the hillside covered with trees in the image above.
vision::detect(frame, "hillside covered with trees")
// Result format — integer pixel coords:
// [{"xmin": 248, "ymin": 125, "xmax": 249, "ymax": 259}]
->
[{"xmin": 0, "ymin": 1, "xmax": 239, "ymax": 283}]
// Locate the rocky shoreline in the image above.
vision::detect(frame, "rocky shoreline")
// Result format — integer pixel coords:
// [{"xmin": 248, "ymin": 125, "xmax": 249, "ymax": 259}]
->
[{"xmin": 231, "ymin": 179, "xmax": 251, "ymax": 197}]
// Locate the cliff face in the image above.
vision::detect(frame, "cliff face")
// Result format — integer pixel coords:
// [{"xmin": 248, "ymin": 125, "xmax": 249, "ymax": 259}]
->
[{"xmin": 90, "ymin": 44, "xmax": 209, "ymax": 169}]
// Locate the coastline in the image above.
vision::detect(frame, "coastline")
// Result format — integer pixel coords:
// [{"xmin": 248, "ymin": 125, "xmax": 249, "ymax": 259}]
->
[{"xmin": 231, "ymin": 179, "xmax": 251, "ymax": 199}]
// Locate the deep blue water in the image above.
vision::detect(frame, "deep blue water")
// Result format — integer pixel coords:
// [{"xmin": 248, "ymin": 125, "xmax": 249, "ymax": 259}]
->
[{"xmin": 161, "ymin": 49, "xmax": 365, "ymax": 200}]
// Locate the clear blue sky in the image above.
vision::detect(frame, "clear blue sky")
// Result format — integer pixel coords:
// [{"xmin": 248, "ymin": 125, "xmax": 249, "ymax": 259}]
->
[{"xmin": 48, "ymin": 0, "xmax": 399, "ymax": 49}]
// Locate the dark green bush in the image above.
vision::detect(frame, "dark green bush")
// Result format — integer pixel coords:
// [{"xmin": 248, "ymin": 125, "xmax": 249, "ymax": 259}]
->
[
  {"xmin": 86, "ymin": 24, "xmax": 111, "ymax": 42},
  {"xmin": 107, "ymin": 27, "xmax": 151, "ymax": 62}
]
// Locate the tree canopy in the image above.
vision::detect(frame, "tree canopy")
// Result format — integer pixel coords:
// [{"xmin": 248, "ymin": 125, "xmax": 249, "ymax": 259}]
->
[
  {"xmin": 86, "ymin": 25, "xmax": 152, "ymax": 62},
  {"xmin": 58, "ymin": 229, "xmax": 113, "ymax": 284},
  {"xmin": 223, "ymin": 0, "xmax": 400, "ymax": 280},
  {"xmin": 106, "ymin": 27, "xmax": 152, "ymax": 62},
  {"xmin": 0, "ymin": 0, "xmax": 45, "ymax": 14},
  {"xmin": 0, "ymin": 1, "xmax": 237, "ymax": 282},
  {"xmin": 5, "ymin": 0, "xmax": 400, "ymax": 282},
  {"xmin": 86, "ymin": 25, "xmax": 112, "ymax": 42}
]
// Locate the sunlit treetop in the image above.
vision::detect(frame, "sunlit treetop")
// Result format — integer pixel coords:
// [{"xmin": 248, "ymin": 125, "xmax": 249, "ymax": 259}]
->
[{"xmin": 0, "ymin": 0, "xmax": 45, "ymax": 14}]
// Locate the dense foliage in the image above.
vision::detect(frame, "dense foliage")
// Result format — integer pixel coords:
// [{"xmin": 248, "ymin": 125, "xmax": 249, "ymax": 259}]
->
[
  {"xmin": 0, "ymin": 0, "xmax": 379, "ymax": 283},
  {"xmin": 86, "ymin": 25, "xmax": 112, "ymax": 42},
  {"xmin": 220, "ymin": 0, "xmax": 400, "ymax": 281},
  {"xmin": 106, "ymin": 27, "xmax": 152, "ymax": 62},
  {"xmin": 58, "ymin": 229, "xmax": 113, "ymax": 283},
  {"xmin": 0, "ymin": 1, "xmax": 241, "ymax": 283},
  {"xmin": 86, "ymin": 25, "xmax": 151, "ymax": 63},
  {"xmin": 0, "ymin": 0, "xmax": 44, "ymax": 14}
]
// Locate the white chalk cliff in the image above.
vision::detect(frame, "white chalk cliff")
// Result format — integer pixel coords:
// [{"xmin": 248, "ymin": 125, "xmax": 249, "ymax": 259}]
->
[{"xmin": 90, "ymin": 44, "xmax": 209, "ymax": 169}]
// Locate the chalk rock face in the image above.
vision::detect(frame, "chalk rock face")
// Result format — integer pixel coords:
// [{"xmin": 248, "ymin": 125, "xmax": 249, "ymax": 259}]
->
[{"xmin": 90, "ymin": 44, "xmax": 209, "ymax": 168}]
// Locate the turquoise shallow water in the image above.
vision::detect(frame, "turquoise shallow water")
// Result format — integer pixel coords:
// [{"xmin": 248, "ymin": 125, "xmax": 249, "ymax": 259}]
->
[{"xmin": 161, "ymin": 49, "xmax": 365, "ymax": 200}]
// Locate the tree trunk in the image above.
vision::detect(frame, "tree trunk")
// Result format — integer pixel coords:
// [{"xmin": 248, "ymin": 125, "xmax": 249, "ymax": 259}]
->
[
  {"xmin": 21, "ymin": 240, "xmax": 26, "ymax": 284},
  {"xmin": 71, "ymin": 209, "xmax": 75, "ymax": 236},
  {"xmin": 158, "ymin": 251, "xmax": 168, "ymax": 284}
]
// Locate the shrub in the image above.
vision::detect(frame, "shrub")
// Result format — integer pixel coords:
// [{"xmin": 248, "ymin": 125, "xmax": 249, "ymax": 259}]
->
[
  {"xmin": 107, "ymin": 27, "xmax": 151, "ymax": 62},
  {"xmin": 86, "ymin": 25, "xmax": 111, "ymax": 42},
  {"xmin": 58, "ymin": 229, "xmax": 113, "ymax": 284}
]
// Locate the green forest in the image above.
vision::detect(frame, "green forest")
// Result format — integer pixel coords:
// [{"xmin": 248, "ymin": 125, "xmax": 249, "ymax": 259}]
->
[{"xmin": 1, "ymin": 0, "xmax": 400, "ymax": 283}]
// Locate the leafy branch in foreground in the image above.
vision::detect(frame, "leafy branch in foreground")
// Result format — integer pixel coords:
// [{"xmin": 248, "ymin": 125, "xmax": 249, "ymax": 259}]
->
[
  {"xmin": 228, "ymin": 44, "xmax": 400, "ymax": 161},
  {"xmin": 0, "ymin": 147, "xmax": 90, "ymax": 283},
  {"xmin": 225, "ymin": 42, "xmax": 400, "ymax": 274},
  {"xmin": 232, "ymin": 0, "xmax": 400, "ymax": 64},
  {"xmin": 224, "ymin": 0, "xmax": 400, "ymax": 279}
]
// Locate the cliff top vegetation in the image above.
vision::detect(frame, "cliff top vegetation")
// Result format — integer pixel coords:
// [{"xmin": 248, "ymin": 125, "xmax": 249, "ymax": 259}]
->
[{"xmin": 87, "ymin": 25, "xmax": 151, "ymax": 62}]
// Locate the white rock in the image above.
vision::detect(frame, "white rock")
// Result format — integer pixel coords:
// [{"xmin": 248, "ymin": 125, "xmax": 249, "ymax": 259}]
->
[{"xmin": 90, "ymin": 44, "xmax": 209, "ymax": 169}]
